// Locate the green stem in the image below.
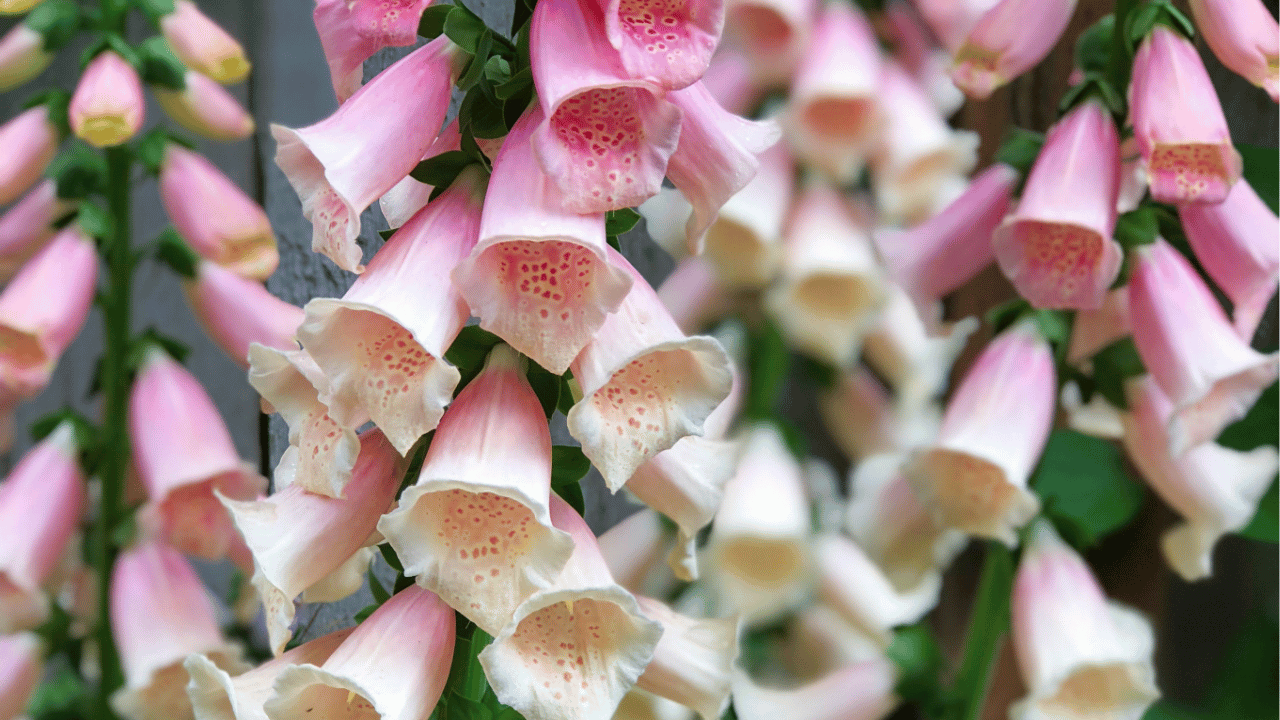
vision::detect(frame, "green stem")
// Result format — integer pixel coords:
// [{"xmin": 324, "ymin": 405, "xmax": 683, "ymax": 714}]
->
[
  {"xmin": 1108, "ymin": 0, "xmax": 1139, "ymax": 90},
  {"xmin": 947, "ymin": 543, "xmax": 1015, "ymax": 720}
]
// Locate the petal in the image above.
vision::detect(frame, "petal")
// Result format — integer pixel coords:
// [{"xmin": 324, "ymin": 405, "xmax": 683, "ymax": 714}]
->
[
  {"xmin": 951, "ymin": 0, "xmax": 1075, "ymax": 99},
  {"xmin": 597, "ymin": 0, "xmax": 724, "ymax": 90},
  {"xmin": 0, "ymin": 105, "xmax": 58, "ymax": 206},
  {"xmin": 153, "ymin": 70, "xmax": 255, "ymax": 141},
  {"xmin": 312, "ymin": 0, "xmax": 433, "ymax": 102},
  {"xmin": 731, "ymin": 660, "xmax": 899, "ymax": 720},
  {"xmin": 634, "ymin": 596, "xmax": 737, "ymax": 720},
  {"xmin": 814, "ymin": 534, "xmax": 941, "ymax": 648},
  {"xmin": 817, "ymin": 367, "xmax": 942, "ymax": 463},
  {"xmin": 698, "ymin": 143, "xmax": 792, "ymax": 288},
  {"xmin": 184, "ymin": 260, "xmax": 304, "ymax": 368},
  {"xmin": 0, "ymin": 180, "xmax": 77, "ymax": 283}
]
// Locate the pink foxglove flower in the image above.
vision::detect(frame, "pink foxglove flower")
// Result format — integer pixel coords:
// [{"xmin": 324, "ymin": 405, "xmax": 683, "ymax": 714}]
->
[
  {"xmin": 0, "ymin": 180, "xmax": 75, "ymax": 281},
  {"xmin": 993, "ymin": 100, "xmax": 1123, "ymax": 310},
  {"xmin": 129, "ymin": 348, "xmax": 267, "ymax": 562},
  {"xmin": 221, "ymin": 429, "xmax": 405, "ymax": 653},
  {"xmin": 454, "ymin": 106, "xmax": 632, "ymax": 375},
  {"xmin": 0, "ymin": 104, "xmax": 58, "ymax": 206},
  {"xmin": 700, "ymin": 142, "xmax": 792, "ymax": 289},
  {"xmin": 1178, "ymin": 178, "xmax": 1279, "ymax": 340},
  {"xmin": 568, "ymin": 247, "xmax": 734, "ymax": 491},
  {"xmin": 1122, "ymin": 375, "xmax": 1278, "ymax": 580},
  {"xmin": 883, "ymin": 1, "xmax": 965, "ymax": 116},
  {"xmin": 1188, "ymin": 0, "xmax": 1278, "ymax": 102},
  {"xmin": 765, "ymin": 184, "xmax": 886, "ymax": 367},
  {"xmin": 904, "ymin": 321, "xmax": 1052, "ymax": 544},
  {"xmin": 298, "ymin": 168, "xmax": 484, "ymax": 455},
  {"xmin": 0, "ymin": 23, "xmax": 52, "ymax": 90},
  {"xmin": 0, "ymin": 422, "xmax": 85, "ymax": 633},
  {"xmin": 159, "ymin": 143, "xmax": 278, "ymax": 280},
  {"xmin": 69, "ymin": 50, "xmax": 144, "ymax": 147},
  {"xmin": 639, "ymin": 187, "xmax": 696, "ymax": 259},
  {"xmin": 479, "ymin": 495, "xmax": 664, "ymax": 720},
  {"xmin": 656, "ymin": 256, "xmax": 732, "ymax": 335},
  {"xmin": 1129, "ymin": 26, "xmax": 1242, "ymax": 204},
  {"xmin": 1067, "ymin": 287, "xmax": 1130, "ymax": 364},
  {"xmin": 379, "ymin": 120, "xmax": 461, "ymax": 230},
  {"xmin": 109, "ymin": 541, "xmax": 248, "ymax": 720},
  {"xmin": 313, "ymin": 0, "xmax": 433, "ymax": 102},
  {"xmin": 1128, "ymin": 240, "xmax": 1279, "ymax": 453},
  {"xmin": 634, "ymin": 596, "xmax": 738, "ymax": 720},
  {"xmin": 597, "ymin": 509, "xmax": 679, "ymax": 596},
  {"xmin": 265, "ymin": 586, "xmax": 455, "ymax": 720},
  {"xmin": 0, "ymin": 632, "xmax": 41, "ymax": 720},
  {"xmin": 272, "ymin": 35, "xmax": 457, "ymax": 271},
  {"xmin": 700, "ymin": 50, "xmax": 761, "ymax": 116},
  {"xmin": 153, "ymin": 70, "xmax": 255, "ymax": 141},
  {"xmin": 815, "ymin": 534, "xmax": 941, "ymax": 648},
  {"xmin": 184, "ymin": 259, "xmax": 304, "ymax": 368},
  {"xmin": 160, "ymin": 0, "xmax": 250, "ymax": 83},
  {"xmin": 722, "ymin": 0, "xmax": 817, "ymax": 82},
  {"xmin": 913, "ymin": 0, "xmax": 997, "ymax": 53},
  {"xmin": 732, "ymin": 659, "xmax": 900, "ymax": 720},
  {"xmin": 378, "ymin": 344, "xmax": 575, "ymax": 635},
  {"xmin": 818, "ymin": 367, "xmax": 941, "ymax": 462},
  {"xmin": 864, "ymin": 285, "xmax": 977, "ymax": 408},
  {"xmin": 950, "ymin": 0, "xmax": 1077, "ymax": 99},
  {"xmin": 1010, "ymin": 522, "xmax": 1160, "ymax": 720},
  {"xmin": 593, "ymin": 0, "xmax": 724, "ymax": 90},
  {"xmin": 530, "ymin": 0, "xmax": 682, "ymax": 213}
]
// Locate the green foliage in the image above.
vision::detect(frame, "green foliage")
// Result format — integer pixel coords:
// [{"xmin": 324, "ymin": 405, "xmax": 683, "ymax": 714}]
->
[
  {"xmin": 550, "ymin": 445, "xmax": 589, "ymax": 515},
  {"xmin": 418, "ymin": 4, "xmax": 453, "ymax": 38},
  {"xmin": 1086, "ymin": 337, "xmax": 1146, "ymax": 410},
  {"xmin": 1218, "ymin": 383, "xmax": 1279, "ymax": 543},
  {"xmin": 1032, "ymin": 430, "xmax": 1146, "ymax": 548},
  {"xmin": 1058, "ymin": 73, "xmax": 1124, "ymax": 116},
  {"xmin": 605, "ymin": 207, "xmax": 642, "ymax": 236},
  {"xmin": 887, "ymin": 625, "xmax": 947, "ymax": 715},
  {"xmin": 412, "ymin": 150, "xmax": 480, "ymax": 189},
  {"xmin": 24, "ymin": 0, "xmax": 81, "ymax": 52},
  {"xmin": 1125, "ymin": 0, "xmax": 1195, "ymax": 46},
  {"xmin": 1114, "ymin": 206, "xmax": 1159, "ymax": 250},
  {"xmin": 743, "ymin": 320, "xmax": 789, "ymax": 420},
  {"xmin": 992, "ymin": 128, "xmax": 1044, "ymax": 177},
  {"xmin": 945, "ymin": 544, "xmax": 1014, "ymax": 720},
  {"xmin": 1074, "ymin": 14, "xmax": 1115, "ymax": 74},
  {"xmin": 153, "ymin": 228, "xmax": 198, "ymax": 277},
  {"xmin": 48, "ymin": 142, "xmax": 108, "ymax": 199},
  {"xmin": 136, "ymin": 36, "xmax": 186, "ymax": 89},
  {"xmin": 1238, "ymin": 144, "xmax": 1279, "ymax": 213}
]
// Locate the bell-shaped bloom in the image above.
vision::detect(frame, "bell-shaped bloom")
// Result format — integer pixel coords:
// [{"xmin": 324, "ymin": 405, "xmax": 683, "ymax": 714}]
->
[
  {"xmin": 0, "ymin": 23, "xmax": 53, "ymax": 91},
  {"xmin": 883, "ymin": 2, "xmax": 965, "ymax": 116},
  {"xmin": 313, "ymin": 0, "xmax": 433, "ymax": 102},
  {"xmin": 378, "ymin": 120, "xmax": 461, "ymax": 230},
  {"xmin": 160, "ymin": 0, "xmax": 250, "ymax": 83},
  {"xmin": 0, "ymin": 180, "xmax": 77, "ymax": 282},
  {"xmin": 109, "ymin": 541, "xmax": 248, "ymax": 720},
  {"xmin": 455, "ymin": 106, "xmax": 632, "ymax": 375},
  {"xmin": 818, "ymin": 367, "xmax": 942, "ymax": 462},
  {"xmin": 722, "ymin": 0, "xmax": 817, "ymax": 82},
  {"xmin": 154, "ymin": 70, "xmax": 255, "ymax": 141},
  {"xmin": 1128, "ymin": 240, "xmax": 1279, "ymax": 453},
  {"xmin": 700, "ymin": 50, "xmax": 761, "ymax": 116},
  {"xmin": 0, "ymin": 633, "xmax": 42, "ymax": 720},
  {"xmin": 903, "ymin": 322, "xmax": 1052, "ymax": 544},
  {"xmin": 700, "ymin": 139, "xmax": 792, "ymax": 288},
  {"xmin": 1189, "ymin": 0, "xmax": 1278, "ymax": 101},
  {"xmin": 0, "ymin": 225, "xmax": 97, "ymax": 399},
  {"xmin": 378, "ymin": 344, "xmax": 575, "ymax": 634},
  {"xmin": 864, "ymin": 286, "xmax": 977, "ymax": 408},
  {"xmin": 634, "ymin": 596, "xmax": 738, "ymax": 720},
  {"xmin": 665, "ymin": 82, "xmax": 781, "ymax": 255},
  {"xmin": 479, "ymin": 495, "xmax": 664, "ymax": 720},
  {"xmin": 814, "ymin": 533, "xmax": 941, "ymax": 649},
  {"xmin": 272, "ymin": 35, "xmax": 456, "ymax": 272},
  {"xmin": 264, "ymin": 586, "xmax": 454, "ymax": 720},
  {"xmin": 594, "ymin": 0, "xmax": 724, "ymax": 90},
  {"xmin": 184, "ymin": 259, "xmax": 304, "ymax": 368},
  {"xmin": 69, "ymin": 50, "xmax": 144, "ymax": 147},
  {"xmin": 1067, "ymin": 288, "xmax": 1130, "ymax": 365},
  {"xmin": 129, "ymin": 348, "xmax": 266, "ymax": 561},
  {"xmin": 221, "ymin": 429, "xmax": 405, "ymax": 653},
  {"xmin": 950, "ymin": 0, "xmax": 1076, "ymax": 99},
  {"xmin": 616, "ymin": 689, "xmax": 696, "ymax": 720},
  {"xmin": 1122, "ymin": 375, "xmax": 1278, "ymax": 580},
  {"xmin": 874, "ymin": 162, "xmax": 1016, "ymax": 325},
  {"xmin": 530, "ymin": 0, "xmax": 682, "ymax": 213},
  {"xmin": 1129, "ymin": 26, "xmax": 1242, "ymax": 204},
  {"xmin": 731, "ymin": 659, "xmax": 900, "ymax": 720},
  {"xmin": 765, "ymin": 184, "xmax": 886, "ymax": 367},
  {"xmin": 0, "ymin": 104, "xmax": 58, "ymax": 206},
  {"xmin": 159, "ymin": 143, "xmax": 278, "ymax": 280},
  {"xmin": 1178, "ymin": 178, "xmax": 1279, "ymax": 340},
  {"xmin": 993, "ymin": 100, "xmax": 1123, "ymax": 310},
  {"xmin": 1011, "ymin": 522, "xmax": 1160, "ymax": 720},
  {"xmin": 567, "ymin": 247, "xmax": 734, "ymax": 490},
  {"xmin": 657, "ymin": 256, "xmax": 732, "ymax": 335},
  {"xmin": 706, "ymin": 424, "xmax": 811, "ymax": 623},
  {"xmin": 913, "ymin": 0, "xmax": 998, "ymax": 53},
  {"xmin": 0, "ymin": 422, "xmax": 85, "ymax": 632},
  {"xmin": 784, "ymin": 2, "xmax": 881, "ymax": 182},
  {"xmin": 598, "ymin": 509, "xmax": 680, "ymax": 597},
  {"xmin": 298, "ymin": 169, "xmax": 484, "ymax": 455}
]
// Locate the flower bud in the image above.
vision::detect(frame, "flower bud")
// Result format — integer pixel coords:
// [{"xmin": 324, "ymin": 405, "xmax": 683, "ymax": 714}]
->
[
  {"xmin": 0, "ymin": 105, "xmax": 59, "ymax": 206},
  {"xmin": 160, "ymin": 0, "xmax": 250, "ymax": 83},
  {"xmin": 69, "ymin": 50, "xmax": 144, "ymax": 147},
  {"xmin": 0, "ymin": 24, "xmax": 52, "ymax": 91},
  {"xmin": 153, "ymin": 70, "xmax": 255, "ymax": 141}
]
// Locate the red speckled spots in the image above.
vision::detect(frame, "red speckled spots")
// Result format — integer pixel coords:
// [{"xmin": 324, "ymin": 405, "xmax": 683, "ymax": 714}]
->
[
  {"xmin": 508, "ymin": 600, "xmax": 626, "ymax": 710},
  {"xmin": 1148, "ymin": 143, "xmax": 1235, "ymax": 203},
  {"xmin": 551, "ymin": 88, "xmax": 646, "ymax": 207},
  {"xmin": 617, "ymin": 0, "xmax": 692, "ymax": 55},
  {"xmin": 352, "ymin": 0, "xmax": 424, "ymax": 44},
  {"xmin": 352, "ymin": 314, "xmax": 436, "ymax": 416},
  {"xmin": 498, "ymin": 240, "xmax": 596, "ymax": 320},
  {"xmin": 1016, "ymin": 221, "xmax": 1104, "ymax": 307},
  {"xmin": 307, "ymin": 186, "xmax": 351, "ymax": 255},
  {"xmin": 297, "ymin": 410, "xmax": 345, "ymax": 486}
]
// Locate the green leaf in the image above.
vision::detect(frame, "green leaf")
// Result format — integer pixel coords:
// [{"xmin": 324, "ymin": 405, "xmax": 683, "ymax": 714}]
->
[
  {"xmin": 1032, "ymin": 430, "xmax": 1145, "ymax": 547},
  {"xmin": 154, "ymin": 228, "xmax": 199, "ymax": 277},
  {"xmin": 48, "ymin": 142, "xmax": 107, "ymax": 199},
  {"xmin": 1238, "ymin": 479, "xmax": 1278, "ymax": 543},
  {"xmin": 1114, "ymin": 206, "xmax": 1159, "ymax": 249},
  {"xmin": 557, "ymin": 372, "xmax": 577, "ymax": 415},
  {"xmin": 605, "ymin": 207, "xmax": 642, "ymax": 236},
  {"xmin": 25, "ymin": 658, "xmax": 90, "ymax": 718},
  {"xmin": 127, "ymin": 327, "xmax": 192, "ymax": 372},
  {"xmin": 135, "ymin": 127, "xmax": 172, "ymax": 175},
  {"xmin": 526, "ymin": 364, "xmax": 562, "ymax": 418},
  {"xmin": 886, "ymin": 624, "xmax": 945, "ymax": 709},
  {"xmin": 1125, "ymin": 1, "xmax": 1194, "ymax": 46},
  {"xmin": 1088, "ymin": 337, "xmax": 1146, "ymax": 410},
  {"xmin": 551, "ymin": 445, "xmax": 590, "ymax": 516},
  {"xmin": 463, "ymin": 83, "xmax": 509, "ymax": 140},
  {"xmin": 1204, "ymin": 615, "xmax": 1279, "ymax": 719},
  {"xmin": 444, "ymin": 325, "xmax": 504, "ymax": 377},
  {"xmin": 23, "ymin": 0, "xmax": 80, "ymax": 52},
  {"xmin": 1074, "ymin": 14, "xmax": 1115, "ymax": 74},
  {"xmin": 1238, "ymin": 144, "xmax": 1279, "ymax": 214},
  {"xmin": 456, "ymin": 29, "xmax": 493, "ymax": 90},
  {"xmin": 75, "ymin": 201, "xmax": 114, "ymax": 240},
  {"xmin": 411, "ymin": 150, "xmax": 477, "ymax": 188},
  {"xmin": 483, "ymin": 55, "xmax": 512, "ymax": 85},
  {"xmin": 493, "ymin": 66, "xmax": 532, "ymax": 100},
  {"xmin": 379, "ymin": 543, "xmax": 405, "ymax": 574},
  {"xmin": 1058, "ymin": 73, "xmax": 1124, "ymax": 116},
  {"xmin": 135, "ymin": 0, "xmax": 177, "ymax": 22},
  {"xmin": 353, "ymin": 603, "xmax": 378, "ymax": 623},
  {"xmin": 744, "ymin": 320, "xmax": 789, "ymax": 419},
  {"xmin": 368, "ymin": 567, "xmax": 391, "ymax": 604},
  {"xmin": 1218, "ymin": 382, "xmax": 1279, "ymax": 450},
  {"xmin": 984, "ymin": 298, "xmax": 1032, "ymax": 335},
  {"xmin": 444, "ymin": 3, "xmax": 489, "ymax": 54},
  {"xmin": 1030, "ymin": 309, "xmax": 1071, "ymax": 347},
  {"xmin": 418, "ymin": 3, "xmax": 454, "ymax": 38},
  {"xmin": 993, "ymin": 128, "xmax": 1044, "ymax": 177},
  {"xmin": 29, "ymin": 408, "xmax": 98, "ymax": 452}
]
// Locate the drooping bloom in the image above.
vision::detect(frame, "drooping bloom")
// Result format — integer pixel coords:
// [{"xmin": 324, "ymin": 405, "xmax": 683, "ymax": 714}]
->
[
  {"xmin": 1010, "ymin": 522, "xmax": 1160, "ymax": 720},
  {"xmin": 0, "ymin": 23, "xmax": 53, "ymax": 91},
  {"xmin": 814, "ymin": 533, "xmax": 942, "ymax": 648},
  {"xmin": 732, "ymin": 659, "xmax": 900, "ymax": 720},
  {"xmin": 597, "ymin": 509, "xmax": 680, "ymax": 596},
  {"xmin": 109, "ymin": 541, "xmax": 248, "ymax": 720},
  {"xmin": 479, "ymin": 495, "xmax": 664, "ymax": 720},
  {"xmin": 159, "ymin": 143, "xmax": 278, "ymax": 280},
  {"xmin": 0, "ymin": 422, "xmax": 85, "ymax": 633},
  {"xmin": 160, "ymin": 0, "xmax": 250, "ymax": 83},
  {"xmin": 69, "ymin": 50, "xmax": 144, "ymax": 147},
  {"xmin": 722, "ymin": 0, "xmax": 817, "ymax": 82},
  {"xmin": 883, "ymin": 1, "xmax": 965, "ymax": 116},
  {"xmin": 272, "ymin": 35, "xmax": 457, "ymax": 271},
  {"xmin": 264, "ymin": 586, "xmax": 455, "ymax": 720},
  {"xmin": 378, "ymin": 344, "xmax": 575, "ymax": 635},
  {"xmin": 0, "ymin": 632, "xmax": 41, "ymax": 720},
  {"xmin": 1122, "ymin": 375, "xmax": 1278, "ymax": 580},
  {"xmin": 992, "ymin": 100, "xmax": 1123, "ymax": 310},
  {"xmin": 913, "ymin": 0, "xmax": 998, "ymax": 53},
  {"xmin": 950, "ymin": 0, "xmax": 1077, "ymax": 99},
  {"xmin": 699, "ymin": 49, "xmax": 761, "ymax": 116},
  {"xmin": 863, "ymin": 285, "xmax": 977, "ymax": 408},
  {"xmin": 567, "ymin": 247, "xmax": 734, "ymax": 490},
  {"xmin": 0, "ymin": 180, "xmax": 76, "ymax": 282},
  {"xmin": 1128, "ymin": 240, "xmax": 1279, "ymax": 453},
  {"xmin": 818, "ymin": 367, "xmax": 941, "ymax": 463},
  {"xmin": 1188, "ymin": 0, "xmax": 1278, "ymax": 102},
  {"xmin": 699, "ymin": 143, "xmax": 792, "ymax": 289},
  {"xmin": 594, "ymin": 0, "xmax": 724, "ymax": 90},
  {"xmin": 903, "ymin": 321, "xmax": 1052, "ymax": 544},
  {"xmin": 530, "ymin": 0, "xmax": 682, "ymax": 213},
  {"xmin": 783, "ymin": 605, "xmax": 885, "ymax": 681},
  {"xmin": 1066, "ymin": 287, "xmax": 1130, "ymax": 365},
  {"xmin": 454, "ymin": 106, "xmax": 632, "ymax": 375},
  {"xmin": 656, "ymin": 256, "xmax": 732, "ymax": 335},
  {"xmin": 0, "ymin": 104, "xmax": 58, "ymax": 206},
  {"xmin": 1129, "ymin": 25, "xmax": 1242, "ymax": 204},
  {"xmin": 221, "ymin": 429, "xmax": 405, "ymax": 653},
  {"xmin": 379, "ymin": 120, "xmax": 461, "ymax": 230},
  {"xmin": 153, "ymin": 70, "xmax": 255, "ymax": 141},
  {"xmin": 1178, "ymin": 178, "xmax": 1279, "ymax": 340},
  {"xmin": 298, "ymin": 167, "xmax": 484, "ymax": 455},
  {"xmin": 184, "ymin": 259, "xmax": 304, "ymax": 368},
  {"xmin": 634, "ymin": 596, "xmax": 738, "ymax": 720},
  {"xmin": 312, "ymin": 0, "xmax": 433, "ymax": 102}
]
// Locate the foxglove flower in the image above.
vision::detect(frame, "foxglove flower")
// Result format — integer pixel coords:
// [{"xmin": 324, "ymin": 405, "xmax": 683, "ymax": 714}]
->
[
  {"xmin": 950, "ymin": 0, "xmax": 1077, "ymax": 99},
  {"xmin": 298, "ymin": 167, "xmax": 484, "ymax": 455},
  {"xmin": 913, "ymin": 0, "xmax": 997, "ymax": 53},
  {"xmin": 818, "ymin": 367, "xmax": 941, "ymax": 462},
  {"xmin": 639, "ymin": 187, "xmax": 695, "ymax": 260},
  {"xmin": 379, "ymin": 120, "xmax": 461, "ymax": 230},
  {"xmin": 0, "ymin": 0, "xmax": 44, "ymax": 12},
  {"xmin": 993, "ymin": 100, "xmax": 1123, "ymax": 310},
  {"xmin": 1066, "ymin": 287, "xmax": 1130, "ymax": 365},
  {"xmin": 732, "ymin": 659, "xmax": 899, "ymax": 720},
  {"xmin": 313, "ymin": 0, "xmax": 433, "ymax": 102},
  {"xmin": 1010, "ymin": 522, "xmax": 1160, "ymax": 720},
  {"xmin": 863, "ymin": 285, "xmax": 977, "ymax": 408},
  {"xmin": 0, "ymin": 104, "xmax": 58, "ymax": 206},
  {"xmin": 784, "ymin": 605, "xmax": 884, "ymax": 680},
  {"xmin": 153, "ymin": 70, "xmax": 255, "ymax": 141},
  {"xmin": 700, "ymin": 143, "xmax": 791, "ymax": 288},
  {"xmin": 657, "ymin": 256, "xmax": 732, "ymax": 335},
  {"xmin": 1188, "ymin": 0, "xmax": 1278, "ymax": 102},
  {"xmin": 184, "ymin": 259, "xmax": 304, "ymax": 368},
  {"xmin": 700, "ymin": 50, "xmax": 760, "ymax": 116},
  {"xmin": 814, "ymin": 533, "xmax": 941, "ymax": 648},
  {"xmin": 0, "ymin": 180, "xmax": 77, "ymax": 281},
  {"xmin": 454, "ymin": 106, "xmax": 631, "ymax": 375},
  {"xmin": 722, "ymin": 0, "xmax": 817, "ymax": 82},
  {"xmin": 272, "ymin": 35, "xmax": 457, "ymax": 271},
  {"xmin": 0, "ymin": 632, "xmax": 41, "ymax": 720},
  {"xmin": 616, "ymin": 689, "xmax": 696, "ymax": 720},
  {"xmin": 1129, "ymin": 26, "xmax": 1242, "ymax": 204},
  {"xmin": 594, "ymin": 0, "xmax": 724, "ymax": 90},
  {"xmin": 378, "ymin": 344, "xmax": 575, "ymax": 635},
  {"xmin": 1122, "ymin": 375, "xmax": 1278, "ymax": 580},
  {"xmin": 883, "ymin": 1, "xmax": 965, "ymax": 116},
  {"xmin": 903, "ymin": 322, "xmax": 1052, "ymax": 544},
  {"xmin": 1128, "ymin": 240, "xmax": 1279, "ymax": 453},
  {"xmin": 160, "ymin": 0, "xmax": 251, "ymax": 83},
  {"xmin": 159, "ymin": 143, "xmax": 278, "ymax": 280},
  {"xmin": 598, "ymin": 509, "xmax": 679, "ymax": 596},
  {"xmin": 634, "ymin": 596, "xmax": 738, "ymax": 720},
  {"xmin": 0, "ymin": 22, "xmax": 52, "ymax": 91},
  {"xmin": 70, "ymin": 50, "xmax": 144, "ymax": 147}
]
